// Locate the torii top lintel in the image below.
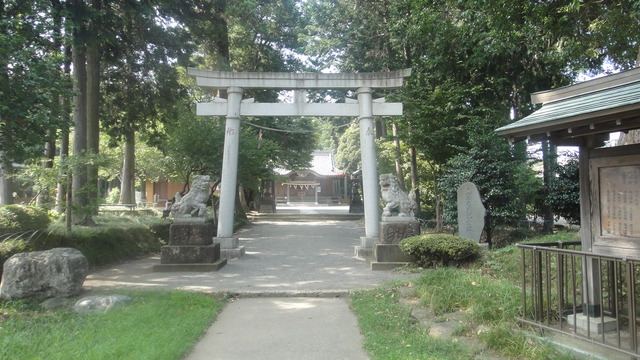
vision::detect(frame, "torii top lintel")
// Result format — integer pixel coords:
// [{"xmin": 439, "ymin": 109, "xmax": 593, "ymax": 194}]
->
[{"xmin": 187, "ymin": 68, "xmax": 412, "ymax": 90}]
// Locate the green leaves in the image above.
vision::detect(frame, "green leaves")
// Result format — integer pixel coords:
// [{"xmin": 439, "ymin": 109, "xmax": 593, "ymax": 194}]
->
[
  {"xmin": 545, "ymin": 152, "xmax": 580, "ymax": 224},
  {"xmin": 0, "ymin": 7, "xmax": 71, "ymax": 164},
  {"xmin": 335, "ymin": 122, "xmax": 361, "ymax": 175},
  {"xmin": 400, "ymin": 233, "xmax": 480, "ymax": 268}
]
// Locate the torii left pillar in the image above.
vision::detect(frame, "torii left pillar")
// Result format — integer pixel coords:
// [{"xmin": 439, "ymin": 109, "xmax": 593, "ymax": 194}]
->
[{"xmin": 216, "ymin": 87, "xmax": 246, "ymax": 258}]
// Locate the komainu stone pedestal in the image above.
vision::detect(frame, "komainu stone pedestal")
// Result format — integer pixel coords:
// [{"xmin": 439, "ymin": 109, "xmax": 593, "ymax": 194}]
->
[
  {"xmin": 369, "ymin": 218, "xmax": 419, "ymax": 270},
  {"xmin": 153, "ymin": 220, "xmax": 226, "ymax": 272}
]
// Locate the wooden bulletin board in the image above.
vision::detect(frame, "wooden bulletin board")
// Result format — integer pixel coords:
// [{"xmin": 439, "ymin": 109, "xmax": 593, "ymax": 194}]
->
[{"xmin": 590, "ymin": 152, "xmax": 640, "ymax": 257}]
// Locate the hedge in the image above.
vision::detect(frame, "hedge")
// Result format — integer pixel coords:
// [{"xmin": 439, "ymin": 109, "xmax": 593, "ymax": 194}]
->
[
  {"xmin": 0, "ymin": 205, "xmax": 50, "ymax": 236},
  {"xmin": 1, "ymin": 212, "xmax": 170, "ymax": 279},
  {"xmin": 399, "ymin": 233, "xmax": 480, "ymax": 267}
]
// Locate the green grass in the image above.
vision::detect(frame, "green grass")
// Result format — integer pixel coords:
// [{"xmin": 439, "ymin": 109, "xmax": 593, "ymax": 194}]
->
[
  {"xmin": 0, "ymin": 289, "xmax": 225, "ymax": 360},
  {"xmin": 475, "ymin": 230, "xmax": 579, "ymax": 285},
  {"xmin": 413, "ymin": 267, "xmax": 521, "ymax": 324},
  {"xmin": 350, "ymin": 287, "xmax": 468, "ymax": 360},
  {"xmin": 351, "ymin": 230, "xmax": 580, "ymax": 359}
]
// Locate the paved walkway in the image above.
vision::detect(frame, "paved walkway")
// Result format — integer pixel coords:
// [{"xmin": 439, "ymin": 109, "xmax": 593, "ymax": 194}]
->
[
  {"xmin": 85, "ymin": 220, "xmax": 405, "ymax": 294},
  {"xmin": 85, "ymin": 207, "xmax": 411, "ymax": 359},
  {"xmin": 186, "ymin": 297, "xmax": 369, "ymax": 360}
]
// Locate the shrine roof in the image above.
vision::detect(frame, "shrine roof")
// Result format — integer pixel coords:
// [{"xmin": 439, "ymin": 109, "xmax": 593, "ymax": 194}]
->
[
  {"xmin": 276, "ymin": 150, "xmax": 345, "ymax": 178},
  {"xmin": 496, "ymin": 67, "xmax": 640, "ymax": 145}
]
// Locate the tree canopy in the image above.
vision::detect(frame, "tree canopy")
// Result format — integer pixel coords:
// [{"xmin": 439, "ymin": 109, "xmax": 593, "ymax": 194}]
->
[{"xmin": 2, "ymin": 0, "xmax": 639, "ymax": 234}]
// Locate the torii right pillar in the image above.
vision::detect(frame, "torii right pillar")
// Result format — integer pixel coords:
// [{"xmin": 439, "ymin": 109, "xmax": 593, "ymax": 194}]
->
[{"xmin": 355, "ymin": 87, "xmax": 380, "ymax": 258}]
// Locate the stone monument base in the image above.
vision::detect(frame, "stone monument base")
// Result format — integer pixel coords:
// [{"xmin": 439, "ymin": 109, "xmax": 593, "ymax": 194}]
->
[
  {"xmin": 215, "ymin": 237, "xmax": 246, "ymax": 259},
  {"xmin": 567, "ymin": 313, "xmax": 617, "ymax": 334},
  {"xmin": 368, "ymin": 219, "xmax": 419, "ymax": 270},
  {"xmin": 153, "ymin": 221, "xmax": 226, "ymax": 272},
  {"xmin": 159, "ymin": 244, "xmax": 220, "ymax": 263}
]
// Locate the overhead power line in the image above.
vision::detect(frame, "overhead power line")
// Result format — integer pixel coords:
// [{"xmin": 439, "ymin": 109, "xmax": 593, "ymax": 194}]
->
[{"xmin": 241, "ymin": 119, "xmax": 354, "ymax": 134}]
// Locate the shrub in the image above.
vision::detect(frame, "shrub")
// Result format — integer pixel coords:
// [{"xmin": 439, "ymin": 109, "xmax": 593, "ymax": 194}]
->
[
  {"xmin": 0, "ymin": 205, "xmax": 51, "ymax": 236},
  {"xmin": 104, "ymin": 187, "xmax": 121, "ymax": 204},
  {"xmin": 48, "ymin": 216, "xmax": 171, "ymax": 267},
  {"xmin": 399, "ymin": 233, "xmax": 480, "ymax": 267},
  {"xmin": 1, "ymin": 215, "xmax": 170, "ymax": 278}
]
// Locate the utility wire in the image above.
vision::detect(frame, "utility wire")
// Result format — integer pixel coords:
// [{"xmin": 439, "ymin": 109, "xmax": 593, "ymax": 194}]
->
[{"xmin": 241, "ymin": 119, "xmax": 354, "ymax": 134}]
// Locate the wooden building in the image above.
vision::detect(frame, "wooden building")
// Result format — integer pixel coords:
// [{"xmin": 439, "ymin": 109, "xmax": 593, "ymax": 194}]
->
[
  {"xmin": 496, "ymin": 67, "xmax": 640, "ymax": 355},
  {"xmin": 273, "ymin": 150, "xmax": 347, "ymax": 205},
  {"xmin": 497, "ymin": 67, "xmax": 640, "ymax": 257}
]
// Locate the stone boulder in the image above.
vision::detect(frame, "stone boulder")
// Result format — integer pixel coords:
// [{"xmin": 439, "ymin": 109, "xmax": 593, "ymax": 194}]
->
[
  {"xmin": 0, "ymin": 248, "xmax": 88, "ymax": 300},
  {"xmin": 74, "ymin": 294, "xmax": 132, "ymax": 313}
]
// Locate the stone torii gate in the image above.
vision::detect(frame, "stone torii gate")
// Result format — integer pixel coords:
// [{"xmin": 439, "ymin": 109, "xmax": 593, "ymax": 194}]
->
[{"xmin": 188, "ymin": 68, "xmax": 411, "ymax": 258}]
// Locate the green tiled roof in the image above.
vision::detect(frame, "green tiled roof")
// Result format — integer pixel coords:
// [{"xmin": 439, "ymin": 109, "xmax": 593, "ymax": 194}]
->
[{"xmin": 496, "ymin": 68, "xmax": 640, "ymax": 143}]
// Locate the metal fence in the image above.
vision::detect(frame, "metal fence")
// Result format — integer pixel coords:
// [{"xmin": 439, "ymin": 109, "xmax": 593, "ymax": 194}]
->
[{"xmin": 518, "ymin": 241, "xmax": 640, "ymax": 357}]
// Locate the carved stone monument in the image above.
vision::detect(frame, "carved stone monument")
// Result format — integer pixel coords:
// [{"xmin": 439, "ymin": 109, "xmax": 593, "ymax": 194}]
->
[
  {"xmin": 365, "ymin": 174, "xmax": 420, "ymax": 270},
  {"xmin": 153, "ymin": 175, "xmax": 226, "ymax": 272},
  {"xmin": 456, "ymin": 182, "xmax": 486, "ymax": 243},
  {"xmin": 379, "ymin": 173, "xmax": 417, "ymax": 217},
  {"xmin": 169, "ymin": 175, "xmax": 211, "ymax": 218}
]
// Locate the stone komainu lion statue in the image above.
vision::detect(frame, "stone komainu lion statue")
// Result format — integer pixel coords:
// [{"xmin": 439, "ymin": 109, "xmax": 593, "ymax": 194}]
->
[
  {"xmin": 379, "ymin": 173, "xmax": 417, "ymax": 217},
  {"xmin": 170, "ymin": 175, "xmax": 211, "ymax": 218}
]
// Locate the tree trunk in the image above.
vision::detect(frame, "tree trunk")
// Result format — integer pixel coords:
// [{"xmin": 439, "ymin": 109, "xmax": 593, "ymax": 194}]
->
[
  {"xmin": 71, "ymin": 40, "xmax": 93, "ymax": 225},
  {"xmin": 212, "ymin": 3, "xmax": 230, "ymax": 71},
  {"xmin": 485, "ymin": 217, "xmax": 493, "ymax": 249},
  {"xmin": 119, "ymin": 128, "xmax": 136, "ymax": 205},
  {"xmin": 617, "ymin": 130, "xmax": 640, "ymax": 145},
  {"xmin": 391, "ymin": 122, "xmax": 405, "ymax": 190},
  {"xmin": 138, "ymin": 178, "xmax": 146, "ymax": 204},
  {"xmin": 55, "ymin": 51, "xmax": 72, "ymax": 213},
  {"xmin": 86, "ymin": 35, "xmax": 100, "ymax": 214},
  {"xmin": 36, "ymin": 0, "xmax": 64, "ymax": 208},
  {"xmin": 0, "ymin": 11, "xmax": 12, "ymax": 205},
  {"xmin": 542, "ymin": 140, "xmax": 556, "ymax": 233},
  {"xmin": 235, "ymin": 185, "xmax": 248, "ymax": 220},
  {"xmin": 375, "ymin": 119, "xmax": 387, "ymax": 139},
  {"xmin": 409, "ymin": 145, "xmax": 420, "ymax": 213},
  {"xmin": 36, "ymin": 129, "xmax": 56, "ymax": 207},
  {"xmin": 435, "ymin": 195, "xmax": 443, "ymax": 232},
  {"xmin": 56, "ymin": 129, "xmax": 70, "ymax": 213},
  {"xmin": 618, "ymin": 49, "xmax": 640, "ymax": 145},
  {"xmin": 0, "ymin": 148, "xmax": 13, "ymax": 205}
]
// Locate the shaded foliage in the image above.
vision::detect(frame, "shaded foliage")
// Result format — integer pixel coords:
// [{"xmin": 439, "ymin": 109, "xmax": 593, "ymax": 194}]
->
[
  {"xmin": 546, "ymin": 153, "xmax": 581, "ymax": 224},
  {"xmin": 0, "ymin": 205, "xmax": 51, "ymax": 236},
  {"xmin": 439, "ymin": 121, "xmax": 541, "ymax": 247}
]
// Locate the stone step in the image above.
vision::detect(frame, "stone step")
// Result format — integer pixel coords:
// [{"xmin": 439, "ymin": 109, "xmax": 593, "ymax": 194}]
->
[{"xmin": 248, "ymin": 213, "xmax": 364, "ymax": 222}]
